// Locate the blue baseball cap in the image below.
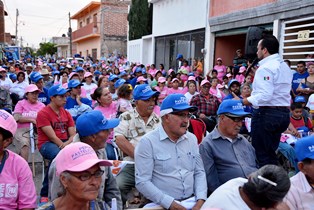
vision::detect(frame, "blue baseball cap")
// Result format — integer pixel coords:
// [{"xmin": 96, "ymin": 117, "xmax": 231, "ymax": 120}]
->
[
  {"xmin": 30, "ymin": 72, "xmax": 43, "ymax": 83},
  {"xmin": 228, "ymin": 79, "xmax": 240, "ymax": 89},
  {"xmin": 76, "ymin": 67, "xmax": 84, "ymax": 72},
  {"xmin": 9, "ymin": 73, "xmax": 17, "ymax": 80},
  {"xmin": 48, "ymin": 85, "xmax": 69, "ymax": 98},
  {"xmin": 114, "ymin": 78, "xmax": 126, "ymax": 89},
  {"xmin": 109, "ymin": 74, "xmax": 119, "ymax": 81},
  {"xmin": 217, "ymin": 99, "xmax": 251, "ymax": 117},
  {"xmin": 52, "ymin": 70, "xmax": 60, "ymax": 76},
  {"xmin": 94, "ymin": 70, "xmax": 101, "ymax": 75},
  {"xmin": 160, "ymin": 94, "xmax": 197, "ymax": 117},
  {"xmin": 119, "ymin": 71, "xmax": 127, "ymax": 77},
  {"xmin": 135, "ymin": 67, "xmax": 142, "ymax": 73},
  {"xmin": 133, "ymin": 84, "xmax": 159, "ymax": 101},
  {"xmin": 188, "ymin": 72, "xmax": 195, "ymax": 76},
  {"xmin": 295, "ymin": 96, "xmax": 306, "ymax": 103},
  {"xmin": 76, "ymin": 110, "xmax": 120, "ymax": 137},
  {"xmin": 176, "ymin": 54, "xmax": 183, "ymax": 60},
  {"xmin": 68, "ymin": 80, "xmax": 83, "ymax": 89},
  {"xmin": 295, "ymin": 135, "xmax": 314, "ymax": 161},
  {"xmin": 142, "ymin": 68, "xmax": 146, "ymax": 74}
]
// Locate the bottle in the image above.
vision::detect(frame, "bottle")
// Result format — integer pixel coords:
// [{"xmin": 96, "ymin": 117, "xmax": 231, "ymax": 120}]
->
[{"xmin": 111, "ymin": 198, "xmax": 117, "ymax": 210}]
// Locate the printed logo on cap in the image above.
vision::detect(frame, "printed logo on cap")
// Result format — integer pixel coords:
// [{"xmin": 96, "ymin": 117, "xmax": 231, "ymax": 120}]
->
[
  {"xmin": 71, "ymin": 145, "xmax": 94, "ymax": 160},
  {"xmin": 175, "ymin": 97, "xmax": 188, "ymax": 105},
  {"xmin": 101, "ymin": 116, "xmax": 107, "ymax": 125},
  {"xmin": 0, "ymin": 111, "xmax": 9, "ymax": 120},
  {"xmin": 142, "ymin": 85, "xmax": 152, "ymax": 93},
  {"xmin": 309, "ymin": 145, "xmax": 314, "ymax": 152},
  {"xmin": 56, "ymin": 86, "xmax": 64, "ymax": 92},
  {"xmin": 232, "ymin": 103, "xmax": 244, "ymax": 111}
]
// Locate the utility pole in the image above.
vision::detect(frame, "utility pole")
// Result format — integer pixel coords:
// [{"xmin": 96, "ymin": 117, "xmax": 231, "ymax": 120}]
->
[
  {"xmin": 15, "ymin": 9, "xmax": 19, "ymax": 46},
  {"xmin": 68, "ymin": 12, "xmax": 72, "ymax": 57}
]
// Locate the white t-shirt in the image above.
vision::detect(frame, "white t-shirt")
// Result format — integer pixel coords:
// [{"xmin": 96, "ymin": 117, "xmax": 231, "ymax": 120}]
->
[
  {"xmin": 10, "ymin": 81, "xmax": 29, "ymax": 98},
  {"xmin": 201, "ymin": 178, "xmax": 250, "ymax": 210},
  {"xmin": 184, "ymin": 92, "xmax": 199, "ymax": 104},
  {"xmin": 82, "ymin": 82, "xmax": 97, "ymax": 100}
]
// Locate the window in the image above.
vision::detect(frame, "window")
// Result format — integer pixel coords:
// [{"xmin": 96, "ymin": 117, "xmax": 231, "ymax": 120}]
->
[{"xmin": 86, "ymin": 17, "xmax": 90, "ymax": 24}]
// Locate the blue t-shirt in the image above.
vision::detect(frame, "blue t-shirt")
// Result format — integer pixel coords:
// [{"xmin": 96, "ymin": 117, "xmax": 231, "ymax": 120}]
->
[
  {"xmin": 65, "ymin": 97, "xmax": 92, "ymax": 120},
  {"xmin": 292, "ymin": 72, "xmax": 309, "ymax": 94},
  {"xmin": 38, "ymin": 87, "xmax": 50, "ymax": 105}
]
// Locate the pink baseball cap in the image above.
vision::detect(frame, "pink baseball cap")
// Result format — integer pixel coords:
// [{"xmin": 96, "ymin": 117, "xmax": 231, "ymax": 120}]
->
[
  {"xmin": 0, "ymin": 67, "xmax": 7, "ymax": 72},
  {"xmin": 239, "ymin": 66, "xmax": 246, "ymax": 73},
  {"xmin": 158, "ymin": 76, "xmax": 166, "ymax": 83},
  {"xmin": 84, "ymin": 72, "xmax": 93, "ymax": 78},
  {"xmin": 25, "ymin": 84, "xmax": 40, "ymax": 93},
  {"xmin": 0, "ymin": 109, "xmax": 17, "ymax": 137},
  {"xmin": 55, "ymin": 142, "xmax": 112, "ymax": 177},
  {"xmin": 172, "ymin": 78, "xmax": 180, "ymax": 83},
  {"xmin": 226, "ymin": 73, "xmax": 232, "ymax": 78},
  {"xmin": 168, "ymin": 69, "xmax": 174, "ymax": 75},
  {"xmin": 201, "ymin": 79, "xmax": 210, "ymax": 86},
  {"xmin": 69, "ymin": 72, "xmax": 79, "ymax": 79},
  {"xmin": 188, "ymin": 76, "xmax": 196, "ymax": 81},
  {"xmin": 137, "ymin": 76, "xmax": 147, "ymax": 82},
  {"xmin": 217, "ymin": 58, "xmax": 222, "ymax": 61}
]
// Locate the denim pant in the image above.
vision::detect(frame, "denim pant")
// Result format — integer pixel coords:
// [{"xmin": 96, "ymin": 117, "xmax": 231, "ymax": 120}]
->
[
  {"xmin": 251, "ymin": 107, "xmax": 290, "ymax": 167},
  {"xmin": 39, "ymin": 141, "xmax": 62, "ymax": 197},
  {"xmin": 106, "ymin": 143, "xmax": 118, "ymax": 160},
  {"xmin": 277, "ymin": 142, "xmax": 299, "ymax": 172}
]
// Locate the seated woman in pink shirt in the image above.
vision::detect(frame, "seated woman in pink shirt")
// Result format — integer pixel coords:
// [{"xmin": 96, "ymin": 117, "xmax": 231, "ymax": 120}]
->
[
  {"xmin": 91, "ymin": 87, "xmax": 119, "ymax": 160},
  {"xmin": 209, "ymin": 77, "xmax": 225, "ymax": 102},
  {"xmin": 154, "ymin": 76, "xmax": 168, "ymax": 104},
  {"xmin": 0, "ymin": 109, "xmax": 37, "ymax": 209},
  {"xmin": 13, "ymin": 84, "xmax": 45, "ymax": 161},
  {"xmin": 167, "ymin": 78, "xmax": 188, "ymax": 95}
]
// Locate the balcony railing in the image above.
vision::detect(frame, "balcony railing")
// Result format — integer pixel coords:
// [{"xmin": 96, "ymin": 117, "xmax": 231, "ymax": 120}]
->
[{"xmin": 72, "ymin": 22, "xmax": 100, "ymax": 41}]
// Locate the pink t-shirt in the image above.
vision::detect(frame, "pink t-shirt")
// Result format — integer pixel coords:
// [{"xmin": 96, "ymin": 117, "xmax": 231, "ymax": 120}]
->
[
  {"xmin": 14, "ymin": 99, "xmax": 45, "ymax": 129},
  {"xmin": 235, "ymin": 74, "xmax": 245, "ymax": 84},
  {"xmin": 0, "ymin": 150, "xmax": 37, "ymax": 209},
  {"xmin": 209, "ymin": 87, "xmax": 226, "ymax": 102},
  {"xmin": 155, "ymin": 86, "xmax": 168, "ymax": 104},
  {"xmin": 81, "ymin": 83, "xmax": 97, "ymax": 100},
  {"xmin": 94, "ymin": 102, "xmax": 118, "ymax": 119},
  {"xmin": 94, "ymin": 102, "xmax": 118, "ymax": 142},
  {"xmin": 117, "ymin": 98, "xmax": 133, "ymax": 112},
  {"xmin": 167, "ymin": 87, "xmax": 188, "ymax": 95},
  {"xmin": 214, "ymin": 65, "xmax": 227, "ymax": 81}
]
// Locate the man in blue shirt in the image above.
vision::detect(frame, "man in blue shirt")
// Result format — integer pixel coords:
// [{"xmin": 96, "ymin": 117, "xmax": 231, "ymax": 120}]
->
[
  {"xmin": 292, "ymin": 61, "xmax": 308, "ymax": 97},
  {"xmin": 223, "ymin": 79, "xmax": 241, "ymax": 100},
  {"xmin": 65, "ymin": 80, "xmax": 92, "ymax": 121},
  {"xmin": 199, "ymin": 100, "xmax": 258, "ymax": 194},
  {"xmin": 30, "ymin": 72, "xmax": 50, "ymax": 105},
  {"xmin": 135, "ymin": 94, "xmax": 207, "ymax": 210}
]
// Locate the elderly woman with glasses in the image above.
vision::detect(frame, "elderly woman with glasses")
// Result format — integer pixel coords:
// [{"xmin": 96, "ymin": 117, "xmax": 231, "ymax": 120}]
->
[{"xmin": 38, "ymin": 142, "xmax": 113, "ymax": 210}]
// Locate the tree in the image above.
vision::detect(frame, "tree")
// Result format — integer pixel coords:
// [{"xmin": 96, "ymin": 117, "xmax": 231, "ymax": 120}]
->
[
  {"xmin": 128, "ymin": 0, "xmax": 152, "ymax": 40},
  {"xmin": 36, "ymin": 42, "xmax": 57, "ymax": 56}
]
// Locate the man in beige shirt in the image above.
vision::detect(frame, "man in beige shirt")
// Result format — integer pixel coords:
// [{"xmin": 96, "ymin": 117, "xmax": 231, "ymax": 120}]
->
[{"xmin": 114, "ymin": 84, "xmax": 160, "ymax": 205}]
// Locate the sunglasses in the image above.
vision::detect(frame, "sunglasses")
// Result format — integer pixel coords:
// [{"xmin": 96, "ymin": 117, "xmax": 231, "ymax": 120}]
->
[{"xmin": 225, "ymin": 115, "xmax": 245, "ymax": 122}]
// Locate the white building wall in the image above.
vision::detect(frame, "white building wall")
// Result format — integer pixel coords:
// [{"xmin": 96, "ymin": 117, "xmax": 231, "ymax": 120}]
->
[
  {"xmin": 151, "ymin": 0, "xmax": 207, "ymax": 37},
  {"xmin": 128, "ymin": 39, "xmax": 142, "ymax": 63}
]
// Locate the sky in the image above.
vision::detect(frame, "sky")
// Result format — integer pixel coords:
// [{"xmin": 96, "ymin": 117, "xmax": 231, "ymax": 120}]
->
[{"xmin": 3, "ymin": 0, "xmax": 99, "ymax": 48}]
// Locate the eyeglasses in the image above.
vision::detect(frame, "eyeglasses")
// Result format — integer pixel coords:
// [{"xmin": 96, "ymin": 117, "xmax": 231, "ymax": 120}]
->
[
  {"xmin": 171, "ymin": 112, "xmax": 193, "ymax": 120},
  {"xmin": 69, "ymin": 169, "xmax": 104, "ymax": 181},
  {"xmin": 225, "ymin": 115, "xmax": 244, "ymax": 122}
]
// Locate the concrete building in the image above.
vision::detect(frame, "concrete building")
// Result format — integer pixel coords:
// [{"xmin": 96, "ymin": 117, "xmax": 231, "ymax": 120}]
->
[
  {"xmin": 51, "ymin": 36, "xmax": 70, "ymax": 58},
  {"xmin": 128, "ymin": 0, "xmax": 210, "ymax": 72},
  {"xmin": 128, "ymin": 0, "xmax": 314, "ymax": 75},
  {"xmin": 208, "ymin": 0, "xmax": 314, "ymax": 71},
  {"xmin": 71, "ymin": 0, "xmax": 129, "ymax": 61}
]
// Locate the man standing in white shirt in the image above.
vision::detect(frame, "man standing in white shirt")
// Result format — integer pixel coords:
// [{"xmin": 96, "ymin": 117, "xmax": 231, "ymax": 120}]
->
[
  {"xmin": 240, "ymin": 34, "xmax": 292, "ymax": 166},
  {"xmin": 284, "ymin": 136, "xmax": 314, "ymax": 210}
]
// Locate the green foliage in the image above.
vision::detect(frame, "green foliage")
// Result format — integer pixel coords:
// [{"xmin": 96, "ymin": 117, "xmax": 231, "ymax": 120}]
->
[
  {"xmin": 36, "ymin": 42, "xmax": 57, "ymax": 56},
  {"xmin": 128, "ymin": 0, "xmax": 152, "ymax": 40}
]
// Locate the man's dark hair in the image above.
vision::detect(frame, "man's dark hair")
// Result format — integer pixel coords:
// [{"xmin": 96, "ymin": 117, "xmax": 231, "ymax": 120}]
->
[
  {"xmin": 0, "ymin": 127, "xmax": 13, "ymax": 140},
  {"xmin": 284, "ymin": 59, "xmax": 291, "ymax": 66},
  {"xmin": 301, "ymin": 158, "xmax": 313, "ymax": 165},
  {"xmin": 260, "ymin": 34, "xmax": 279, "ymax": 55},
  {"xmin": 212, "ymin": 69, "xmax": 218, "ymax": 74},
  {"xmin": 290, "ymin": 102, "xmax": 303, "ymax": 111},
  {"xmin": 297, "ymin": 61, "xmax": 306, "ymax": 66}
]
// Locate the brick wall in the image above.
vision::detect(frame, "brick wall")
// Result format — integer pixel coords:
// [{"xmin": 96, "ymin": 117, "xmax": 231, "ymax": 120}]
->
[
  {"xmin": 102, "ymin": 1, "xmax": 129, "ymax": 37},
  {"xmin": 210, "ymin": 0, "xmax": 277, "ymax": 17}
]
